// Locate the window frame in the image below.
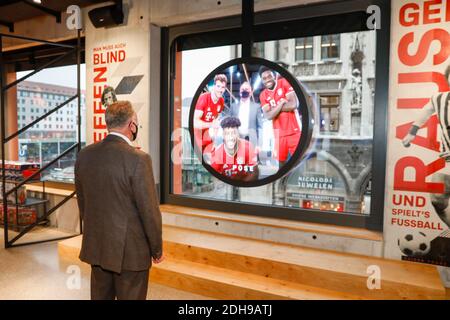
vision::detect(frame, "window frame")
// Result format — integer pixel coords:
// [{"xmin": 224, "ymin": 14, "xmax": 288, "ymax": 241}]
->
[
  {"xmin": 160, "ymin": 0, "xmax": 390, "ymax": 230},
  {"xmin": 295, "ymin": 37, "xmax": 314, "ymax": 63},
  {"xmin": 319, "ymin": 94, "xmax": 341, "ymax": 134},
  {"xmin": 320, "ymin": 34, "xmax": 341, "ymax": 61}
]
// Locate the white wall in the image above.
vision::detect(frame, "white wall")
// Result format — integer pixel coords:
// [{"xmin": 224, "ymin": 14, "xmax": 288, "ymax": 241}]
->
[{"xmin": 84, "ymin": 0, "xmax": 156, "ymax": 175}]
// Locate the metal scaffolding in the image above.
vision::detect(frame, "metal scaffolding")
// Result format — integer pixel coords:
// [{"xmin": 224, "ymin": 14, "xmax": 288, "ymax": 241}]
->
[{"xmin": 0, "ymin": 30, "xmax": 82, "ymax": 248}]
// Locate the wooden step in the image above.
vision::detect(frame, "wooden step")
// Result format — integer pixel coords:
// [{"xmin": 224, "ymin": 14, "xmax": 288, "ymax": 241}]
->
[
  {"xmin": 150, "ymin": 258, "xmax": 363, "ymax": 300},
  {"xmin": 162, "ymin": 226, "xmax": 446, "ymax": 300},
  {"xmin": 57, "ymin": 235, "xmax": 359, "ymax": 300},
  {"xmin": 57, "ymin": 226, "xmax": 447, "ymax": 300}
]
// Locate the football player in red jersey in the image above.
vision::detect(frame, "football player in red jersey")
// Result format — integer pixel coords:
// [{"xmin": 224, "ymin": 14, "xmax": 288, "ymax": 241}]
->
[
  {"xmin": 258, "ymin": 66, "xmax": 301, "ymax": 167},
  {"xmin": 210, "ymin": 117, "xmax": 259, "ymax": 181},
  {"xmin": 193, "ymin": 74, "xmax": 228, "ymax": 156}
]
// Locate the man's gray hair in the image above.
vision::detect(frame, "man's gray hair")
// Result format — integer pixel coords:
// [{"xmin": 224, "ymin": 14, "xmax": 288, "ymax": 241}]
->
[{"xmin": 105, "ymin": 101, "xmax": 134, "ymax": 129}]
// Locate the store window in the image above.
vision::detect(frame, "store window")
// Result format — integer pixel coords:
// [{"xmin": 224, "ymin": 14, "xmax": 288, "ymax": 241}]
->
[
  {"xmin": 295, "ymin": 37, "xmax": 314, "ymax": 62},
  {"xmin": 321, "ymin": 34, "xmax": 340, "ymax": 60},
  {"xmin": 163, "ymin": 2, "xmax": 388, "ymax": 229},
  {"xmin": 171, "ymin": 29, "xmax": 375, "ymax": 216}
]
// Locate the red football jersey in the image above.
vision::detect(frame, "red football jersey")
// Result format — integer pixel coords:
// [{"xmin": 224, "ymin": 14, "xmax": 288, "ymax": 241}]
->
[
  {"xmin": 211, "ymin": 139, "xmax": 258, "ymax": 178},
  {"xmin": 194, "ymin": 92, "xmax": 225, "ymax": 147},
  {"xmin": 259, "ymin": 78, "xmax": 301, "ymax": 137}
]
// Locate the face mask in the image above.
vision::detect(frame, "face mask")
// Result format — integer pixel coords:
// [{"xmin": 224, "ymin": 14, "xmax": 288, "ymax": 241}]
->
[
  {"xmin": 241, "ymin": 90, "xmax": 250, "ymax": 98},
  {"xmin": 131, "ymin": 122, "xmax": 139, "ymax": 141}
]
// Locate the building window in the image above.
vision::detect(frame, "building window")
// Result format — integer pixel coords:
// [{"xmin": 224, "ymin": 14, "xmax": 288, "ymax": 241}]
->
[
  {"xmin": 319, "ymin": 95, "xmax": 340, "ymax": 133},
  {"xmin": 295, "ymin": 37, "xmax": 314, "ymax": 62},
  {"xmin": 321, "ymin": 34, "xmax": 340, "ymax": 60},
  {"xmin": 253, "ymin": 42, "xmax": 265, "ymax": 57}
]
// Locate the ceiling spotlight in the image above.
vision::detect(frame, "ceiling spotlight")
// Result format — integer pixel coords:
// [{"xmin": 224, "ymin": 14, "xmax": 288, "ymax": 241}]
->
[{"xmin": 33, "ymin": 0, "xmax": 42, "ymax": 3}]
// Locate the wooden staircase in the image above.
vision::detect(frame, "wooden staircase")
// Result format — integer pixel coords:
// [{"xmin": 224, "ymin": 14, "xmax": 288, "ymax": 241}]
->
[{"xmin": 58, "ymin": 225, "xmax": 447, "ymax": 300}]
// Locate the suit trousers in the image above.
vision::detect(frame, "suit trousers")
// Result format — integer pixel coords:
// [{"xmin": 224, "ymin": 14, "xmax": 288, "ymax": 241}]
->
[{"xmin": 90, "ymin": 265, "xmax": 149, "ymax": 300}]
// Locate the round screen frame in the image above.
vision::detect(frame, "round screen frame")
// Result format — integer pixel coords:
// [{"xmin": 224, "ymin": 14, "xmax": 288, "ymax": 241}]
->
[{"xmin": 188, "ymin": 56, "xmax": 313, "ymax": 188}]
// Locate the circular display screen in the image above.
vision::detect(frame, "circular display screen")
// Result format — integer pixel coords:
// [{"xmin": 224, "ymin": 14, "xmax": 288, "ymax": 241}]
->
[{"xmin": 189, "ymin": 57, "xmax": 313, "ymax": 187}]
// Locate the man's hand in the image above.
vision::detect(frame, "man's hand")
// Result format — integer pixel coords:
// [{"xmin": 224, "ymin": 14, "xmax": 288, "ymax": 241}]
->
[
  {"xmin": 209, "ymin": 119, "xmax": 221, "ymax": 140},
  {"xmin": 152, "ymin": 253, "xmax": 165, "ymax": 264},
  {"xmin": 276, "ymin": 98, "xmax": 287, "ymax": 109},
  {"xmin": 212, "ymin": 118, "xmax": 221, "ymax": 129},
  {"xmin": 402, "ymin": 133, "xmax": 416, "ymax": 147}
]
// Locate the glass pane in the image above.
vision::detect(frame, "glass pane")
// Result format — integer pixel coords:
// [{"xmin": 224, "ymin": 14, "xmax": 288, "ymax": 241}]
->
[
  {"xmin": 334, "ymin": 34, "xmax": 341, "ymax": 46},
  {"xmin": 321, "ymin": 47, "xmax": 328, "ymax": 60},
  {"xmin": 16, "ymin": 64, "xmax": 87, "ymax": 183},
  {"xmin": 330, "ymin": 45, "xmax": 339, "ymax": 59},
  {"xmin": 295, "ymin": 49, "xmax": 303, "ymax": 61},
  {"xmin": 286, "ymin": 157, "xmax": 346, "ymax": 212},
  {"xmin": 305, "ymin": 48, "xmax": 313, "ymax": 61},
  {"xmin": 4, "ymin": 147, "xmax": 80, "ymax": 246},
  {"xmin": 295, "ymin": 37, "xmax": 313, "ymax": 62},
  {"xmin": 173, "ymin": 30, "xmax": 376, "ymax": 215}
]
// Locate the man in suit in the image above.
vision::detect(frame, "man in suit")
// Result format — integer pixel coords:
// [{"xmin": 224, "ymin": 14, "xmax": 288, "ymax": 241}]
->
[
  {"xmin": 224, "ymin": 81, "xmax": 264, "ymax": 150},
  {"xmin": 75, "ymin": 100, "xmax": 164, "ymax": 300}
]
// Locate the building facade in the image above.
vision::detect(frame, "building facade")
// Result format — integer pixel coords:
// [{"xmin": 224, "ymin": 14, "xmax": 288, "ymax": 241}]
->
[{"xmin": 16, "ymin": 81, "xmax": 86, "ymax": 178}]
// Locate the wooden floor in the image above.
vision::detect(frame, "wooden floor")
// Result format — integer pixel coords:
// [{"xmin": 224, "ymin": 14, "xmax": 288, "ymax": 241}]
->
[
  {"xmin": 0, "ymin": 232, "xmax": 211, "ymax": 300},
  {"xmin": 58, "ymin": 225, "xmax": 448, "ymax": 300}
]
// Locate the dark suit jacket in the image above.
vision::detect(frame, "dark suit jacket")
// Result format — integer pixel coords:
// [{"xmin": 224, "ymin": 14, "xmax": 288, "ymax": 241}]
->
[
  {"xmin": 75, "ymin": 134, "xmax": 162, "ymax": 274},
  {"xmin": 225, "ymin": 100, "xmax": 264, "ymax": 145}
]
